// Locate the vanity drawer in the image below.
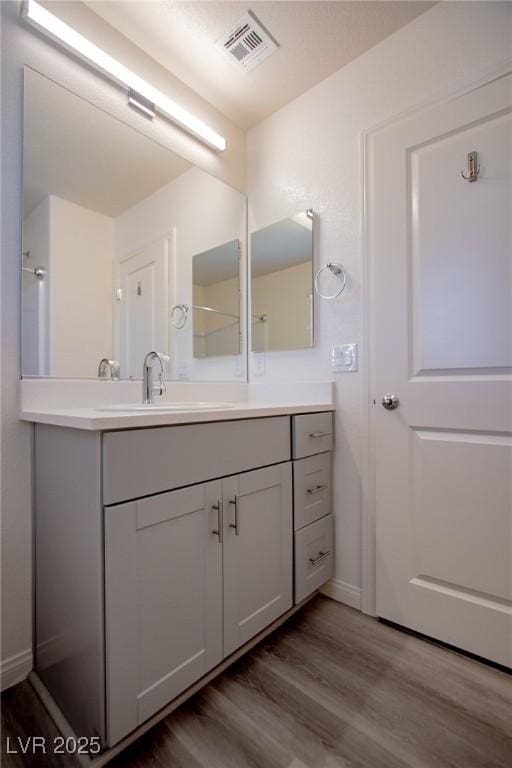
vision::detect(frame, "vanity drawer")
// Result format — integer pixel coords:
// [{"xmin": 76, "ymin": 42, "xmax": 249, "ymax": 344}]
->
[
  {"xmin": 293, "ymin": 452, "xmax": 331, "ymax": 531},
  {"xmin": 103, "ymin": 416, "xmax": 290, "ymax": 505},
  {"xmin": 292, "ymin": 412, "xmax": 333, "ymax": 459},
  {"xmin": 294, "ymin": 514, "xmax": 333, "ymax": 604}
]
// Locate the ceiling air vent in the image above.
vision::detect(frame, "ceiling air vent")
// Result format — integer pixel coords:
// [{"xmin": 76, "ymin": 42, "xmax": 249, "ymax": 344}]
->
[{"xmin": 216, "ymin": 11, "xmax": 279, "ymax": 74}]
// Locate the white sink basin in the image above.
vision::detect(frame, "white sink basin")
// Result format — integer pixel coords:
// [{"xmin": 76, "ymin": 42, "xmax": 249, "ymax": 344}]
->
[{"xmin": 97, "ymin": 402, "xmax": 236, "ymax": 412}]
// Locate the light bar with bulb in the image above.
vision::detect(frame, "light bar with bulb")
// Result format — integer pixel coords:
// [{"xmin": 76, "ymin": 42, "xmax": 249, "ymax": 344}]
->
[{"xmin": 21, "ymin": 0, "xmax": 227, "ymax": 151}]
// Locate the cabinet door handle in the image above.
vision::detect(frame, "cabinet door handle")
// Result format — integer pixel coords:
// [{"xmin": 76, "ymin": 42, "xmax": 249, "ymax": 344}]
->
[
  {"xmin": 309, "ymin": 550, "xmax": 330, "ymax": 566},
  {"xmin": 212, "ymin": 501, "xmax": 223, "ymax": 544},
  {"xmin": 229, "ymin": 496, "xmax": 240, "ymax": 536},
  {"xmin": 309, "ymin": 431, "xmax": 331, "ymax": 438},
  {"xmin": 307, "ymin": 483, "xmax": 328, "ymax": 496}
]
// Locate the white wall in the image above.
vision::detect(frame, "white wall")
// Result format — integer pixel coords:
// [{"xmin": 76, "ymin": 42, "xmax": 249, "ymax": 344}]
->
[
  {"xmin": 115, "ymin": 166, "xmax": 246, "ymax": 382},
  {"xmin": 49, "ymin": 196, "xmax": 115, "ymax": 378},
  {"xmin": 247, "ymin": 1, "xmax": 512, "ymax": 608},
  {"xmin": 0, "ymin": 0, "xmax": 245, "ymax": 688}
]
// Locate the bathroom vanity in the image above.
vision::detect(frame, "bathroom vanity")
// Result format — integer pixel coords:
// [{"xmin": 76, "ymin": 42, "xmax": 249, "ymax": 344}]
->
[{"xmin": 29, "ymin": 404, "xmax": 334, "ymax": 750}]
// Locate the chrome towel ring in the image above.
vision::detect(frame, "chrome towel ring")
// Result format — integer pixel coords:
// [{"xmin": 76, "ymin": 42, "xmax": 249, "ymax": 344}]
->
[
  {"xmin": 314, "ymin": 262, "xmax": 347, "ymax": 300},
  {"xmin": 170, "ymin": 303, "xmax": 189, "ymax": 329}
]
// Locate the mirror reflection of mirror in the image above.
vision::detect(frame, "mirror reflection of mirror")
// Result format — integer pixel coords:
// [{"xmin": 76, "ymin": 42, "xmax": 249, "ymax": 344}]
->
[
  {"xmin": 192, "ymin": 240, "xmax": 240, "ymax": 358},
  {"xmin": 22, "ymin": 68, "xmax": 246, "ymax": 381},
  {"xmin": 251, "ymin": 211, "xmax": 314, "ymax": 352}
]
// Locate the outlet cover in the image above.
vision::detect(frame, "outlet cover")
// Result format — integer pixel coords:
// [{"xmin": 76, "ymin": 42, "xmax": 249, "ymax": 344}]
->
[{"xmin": 253, "ymin": 352, "xmax": 266, "ymax": 376}]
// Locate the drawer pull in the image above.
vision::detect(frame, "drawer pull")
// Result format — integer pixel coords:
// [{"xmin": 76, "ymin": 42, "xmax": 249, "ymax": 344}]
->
[
  {"xmin": 229, "ymin": 496, "xmax": 240, "ymax": 536},
  {"xmin": 307, "ymin": 483, "xmax": 328, "ymax": 496},
  {"xmin": 212, "ymin": 501, "xmax": 223, "ymax": 544},
  {"xmin": 309, "ymin": 431, "xmax": 331, "ymax": 438},
  {"xmin": 309, "ymin": 550, "xmax": 330, "ymax": 566}
]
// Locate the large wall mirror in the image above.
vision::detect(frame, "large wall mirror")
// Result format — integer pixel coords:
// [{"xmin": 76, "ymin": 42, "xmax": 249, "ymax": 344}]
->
[
  {"xmin": 250, "ymin": 211, "xmax": 314, "ymax": 352},
  {"xmin": 21, "ymin": 68, "xmax": 246, "ymax": 381}
]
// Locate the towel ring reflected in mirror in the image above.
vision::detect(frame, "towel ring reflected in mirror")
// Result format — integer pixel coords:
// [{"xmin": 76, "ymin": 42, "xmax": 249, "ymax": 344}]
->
[
  {"xmin": 170, "ymin": 303, "xmax": 189, "ymax": 329},
  {"xmin": 314, "ymin": 262, "xmax": 347, "ymax": 300}
]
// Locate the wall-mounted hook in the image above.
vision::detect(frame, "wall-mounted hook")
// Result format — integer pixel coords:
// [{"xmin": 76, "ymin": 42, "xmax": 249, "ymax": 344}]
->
[{"xmin": 461, "ymin": 150, "xmax": 480, "ymax": 182}]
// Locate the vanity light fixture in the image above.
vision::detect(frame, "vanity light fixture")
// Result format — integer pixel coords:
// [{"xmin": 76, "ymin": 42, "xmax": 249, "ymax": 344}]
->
[
  {"xmin": 21, "ymin": 0, "xmax": 227, "ymax": 151},
  {"xmin": 127, "ymin": 89, "xmax": 156, "ymax": 119}
]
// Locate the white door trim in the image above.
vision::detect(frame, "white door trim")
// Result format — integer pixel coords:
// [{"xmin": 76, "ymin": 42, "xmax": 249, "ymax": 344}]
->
[{"xmin": 360, "ymin": 59, "xmax": 512, "ymax": 617}]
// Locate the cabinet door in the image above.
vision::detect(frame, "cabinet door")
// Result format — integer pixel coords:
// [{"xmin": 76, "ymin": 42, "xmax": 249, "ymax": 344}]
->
[
  {"xmin": 223, "ymin": 463, "xmax": 293, "ymax": 657},
  {"xmin": 104, "ymin": 481, "xmax": 223, "ymax": 746}
]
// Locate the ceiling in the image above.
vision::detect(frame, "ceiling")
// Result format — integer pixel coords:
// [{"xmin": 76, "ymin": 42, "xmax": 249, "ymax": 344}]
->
[
  {"xmin": 24, "ymin": 70, "xmax": 191, "ymax": 219},
  {"xmin": 84, "ymin": 1, "xmax": 436, "ymax": 129}
]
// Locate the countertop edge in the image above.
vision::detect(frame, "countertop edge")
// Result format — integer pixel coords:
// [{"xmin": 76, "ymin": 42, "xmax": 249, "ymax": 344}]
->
[{"xmin": 20, "ymin": 402, "xmax": 336, "ymax": 430}]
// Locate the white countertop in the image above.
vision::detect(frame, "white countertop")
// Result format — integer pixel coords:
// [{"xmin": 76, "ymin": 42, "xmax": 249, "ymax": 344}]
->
[{"xmin": 20, "ymin": 401, "xmax": 335, "ymax": 431}]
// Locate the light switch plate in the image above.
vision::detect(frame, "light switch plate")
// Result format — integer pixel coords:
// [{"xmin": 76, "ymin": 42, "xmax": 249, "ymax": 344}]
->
[
  {"xmin": 176, "ymin": 360, "xmax": 189, "ymax": 380},
  {"xmin": 331, "ymin": 343, "xmax": 358, "ymax": 373}
]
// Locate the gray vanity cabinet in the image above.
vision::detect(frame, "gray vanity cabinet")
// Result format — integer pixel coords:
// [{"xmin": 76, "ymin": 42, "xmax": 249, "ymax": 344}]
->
[
  {"xmin": 33, "ymin": 413, "xmax": 332, "ymax": 751},
  {"xmin": 104, "ymin": 481, "xmax": 224, "ymax": 746},
  {"xmin": 223, "ymin": 463, "xmax": 293, "ymax": 656},
  {"xmin": 104, "ymin": 463, "xmax": 293, "ymax": 745}
]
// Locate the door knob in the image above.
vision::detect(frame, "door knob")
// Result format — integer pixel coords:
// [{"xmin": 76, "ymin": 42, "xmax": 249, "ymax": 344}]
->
[{"xmin": 382, "ymin": 394, "xmax": 399, "ymax": 410}]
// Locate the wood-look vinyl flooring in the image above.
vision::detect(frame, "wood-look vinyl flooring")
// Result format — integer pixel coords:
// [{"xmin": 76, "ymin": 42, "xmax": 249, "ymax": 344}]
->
[{"xmin": 2, "ymin": 596, "xmax": 511, "ymax": 767}]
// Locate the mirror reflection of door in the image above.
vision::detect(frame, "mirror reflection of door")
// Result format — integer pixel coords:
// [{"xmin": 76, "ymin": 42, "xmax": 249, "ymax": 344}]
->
[
  {"xmin": 192, "ymin": 240, "xmax": 240, "ymax": 358},
  {"xmin": 117, "ymin": 239, "xmax": 170, "ymax": 379},
  {"xmin": 251, "ymin": 211, "xmax": 314, "ymax": 352}
]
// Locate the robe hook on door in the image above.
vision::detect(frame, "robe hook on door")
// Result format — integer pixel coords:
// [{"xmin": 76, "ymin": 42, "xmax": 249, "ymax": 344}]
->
[{"xmin": 461, "ymin": 150, "xmax": 480, "ymax": 182}]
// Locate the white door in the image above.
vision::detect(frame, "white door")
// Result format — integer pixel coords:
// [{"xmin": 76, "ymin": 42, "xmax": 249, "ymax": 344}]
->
[
  {"xmin": 368, "ymin": 73, "xmax": 512, "ymax": 667},
  {"xmin": 117, "ymin": 238, "xmax": 170, "ymax": 378},
  {"xmin": 223, "ymin": 464, "xmax": 293, "ymax": 657}
]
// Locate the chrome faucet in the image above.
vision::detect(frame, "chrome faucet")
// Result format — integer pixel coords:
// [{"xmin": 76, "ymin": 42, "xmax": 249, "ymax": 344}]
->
[
  {"xmin": 98, "ymin": 358, "xmax": 120, "ymax": 380},
  {"xmin": 142, "ymin": 351, "xmax": 167, "ymax": 405}
]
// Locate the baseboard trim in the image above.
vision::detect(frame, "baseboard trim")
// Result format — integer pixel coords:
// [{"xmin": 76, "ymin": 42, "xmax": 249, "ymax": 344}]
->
[
  {"xmin": 1, "ymin": 648, "xmax": 33, "ymax": 691},
  {"xmin": 321, "ymin": 579, "xmax": 362, "ymax": 610}
]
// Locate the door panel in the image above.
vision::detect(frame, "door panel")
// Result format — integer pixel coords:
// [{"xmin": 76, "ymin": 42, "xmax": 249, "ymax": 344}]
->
[
  {"xmin": 412, "ymin": 430, "xmax": 511, "ymax": 602},
  {"xmin": 411, "ymin": 112, "xmax": 512, "ymax": 373},
  {"xmin": 369, "ymin": 72, "xmax": 512, "ymax": 666},
  {"xmin": 104, "ymin": 481, "xmax": 222, "ymax": 746},
  {"xmin": 223, "ymin": 463, "xmax": 293, "ymax": 656},
  {"xmin": 117, "ymin": 238, "xmax": 170, "ymax": 379}
]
